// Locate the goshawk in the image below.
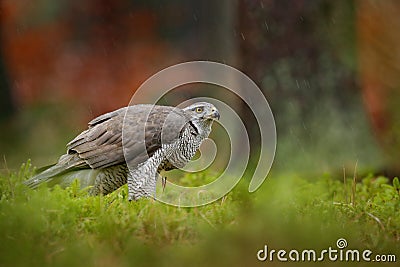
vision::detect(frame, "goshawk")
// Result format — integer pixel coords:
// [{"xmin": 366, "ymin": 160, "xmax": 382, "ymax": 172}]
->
[{"xmin": 24, "ymin": 102, "xmax": 220, "ymax": 201}]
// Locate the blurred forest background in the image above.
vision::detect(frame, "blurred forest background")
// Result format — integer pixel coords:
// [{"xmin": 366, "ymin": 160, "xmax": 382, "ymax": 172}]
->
[{"xmin": 1, "ymin": 0, "xmax": 400, "ymax": 178}]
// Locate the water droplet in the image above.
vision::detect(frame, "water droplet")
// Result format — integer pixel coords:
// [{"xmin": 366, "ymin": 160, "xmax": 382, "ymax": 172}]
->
[{"xmin": 264, "ymin": 20, "xmax": 269, "ymax": 31}]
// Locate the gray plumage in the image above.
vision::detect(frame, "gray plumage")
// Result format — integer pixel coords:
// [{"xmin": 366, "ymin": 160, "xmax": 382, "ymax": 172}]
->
[{"xmin": 24, "ymin": 102, "xmax": 220, "ymax": 201}]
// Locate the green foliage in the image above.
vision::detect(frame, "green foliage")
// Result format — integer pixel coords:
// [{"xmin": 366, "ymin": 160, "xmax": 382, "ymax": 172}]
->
[
  {"xmin": 0, "ymin": 161, "xmax": 399, "ymax": 267},
  {"xmin": 393, "ymin": 177, "xmax": 400, "ymax": 195}
]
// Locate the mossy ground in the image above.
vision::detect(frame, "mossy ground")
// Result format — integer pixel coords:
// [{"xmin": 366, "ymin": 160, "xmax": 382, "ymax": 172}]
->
[{"xmin": 0, "ymin": 161, "xmax": 399, "ymax": 266}]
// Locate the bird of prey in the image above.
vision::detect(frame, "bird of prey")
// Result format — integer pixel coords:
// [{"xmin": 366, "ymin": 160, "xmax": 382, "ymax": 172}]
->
[{"xmin": 24, "ymin": 102, "xmax": 220, "ymax": 201}]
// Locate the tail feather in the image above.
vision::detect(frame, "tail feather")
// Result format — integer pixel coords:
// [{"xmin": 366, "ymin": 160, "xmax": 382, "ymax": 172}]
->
[
  {"xmin": 24, "ymin": 154, "xmax": 98, "ymax": 190},
  {"xmin": 34, "ymin": 163, "xmax": 57, "ymax": 174},
  {"xmin": 24, "ymin": 164, "xmax": 70, "ymax": 189}
]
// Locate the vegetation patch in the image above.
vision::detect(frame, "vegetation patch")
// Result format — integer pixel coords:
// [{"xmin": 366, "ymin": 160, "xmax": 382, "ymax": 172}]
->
[{"xmin": 0, "ymin": 161, "xmax": 399, "ymax": 266}]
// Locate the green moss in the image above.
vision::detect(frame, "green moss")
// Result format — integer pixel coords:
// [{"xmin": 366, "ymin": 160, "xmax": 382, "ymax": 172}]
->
[{"xmin": 0, "ymin": 161, "xmax": 398, "ymax": 266}]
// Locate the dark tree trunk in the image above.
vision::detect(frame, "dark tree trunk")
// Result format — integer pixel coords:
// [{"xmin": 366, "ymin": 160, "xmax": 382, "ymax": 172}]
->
[
  {"xmin": 237, "ymin": 0, "xmax": 376, "ymax": 173},
  {"xmin": 0, "ymin": 5, "xmax": 14, "ymax": 121}
]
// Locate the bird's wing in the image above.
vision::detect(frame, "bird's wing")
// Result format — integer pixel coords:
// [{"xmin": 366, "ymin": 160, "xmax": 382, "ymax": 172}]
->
[
  {"xmin": 67, "ymin": 105, "xmax": 189, "ymax": 169},
  {"xmin": 123, "ymin": 105, "xmax": 189, "ymax": 168},
  {"xmin": 66, "ymin": 107, "xmax": 126, "ymax": 169}
]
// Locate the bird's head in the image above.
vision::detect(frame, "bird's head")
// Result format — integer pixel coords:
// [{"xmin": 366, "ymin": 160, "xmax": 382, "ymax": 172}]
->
[
  {"xmin": 182, "ymin": 102, "xmax": 220, "ymax": 136},
  {"xmin": 183, "ymin": 102, "xmax": 220, "ymax": 121}
]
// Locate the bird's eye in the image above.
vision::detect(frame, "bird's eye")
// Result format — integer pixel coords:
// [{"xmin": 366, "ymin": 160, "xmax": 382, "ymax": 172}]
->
[{"xmin": 195, "ymin": 107, "xmax": 203, "ymax": 113}]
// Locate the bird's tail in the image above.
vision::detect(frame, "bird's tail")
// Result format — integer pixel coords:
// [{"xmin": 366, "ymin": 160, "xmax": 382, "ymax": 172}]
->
[{"xmin": 24, "ymin": 154, "xmax": 99, "ymax": 190}]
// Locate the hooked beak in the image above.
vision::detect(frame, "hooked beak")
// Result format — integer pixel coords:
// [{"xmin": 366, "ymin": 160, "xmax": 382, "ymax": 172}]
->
[{"xmin": 210, "ymin": 109, "xmax": 220, "ymax": 120}]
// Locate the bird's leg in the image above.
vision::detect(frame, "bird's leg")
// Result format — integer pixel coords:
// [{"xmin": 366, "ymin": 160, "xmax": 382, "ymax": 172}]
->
[
  {"xmin": 161, "ymin": 176, "xmax": 167, "ymax": 192},
  {"xmin": 127, "ymin": 171, "xmax": 136, "ymax": 202},
  {"xmin": 127, "ymin": 172, "xmax": 141, "ymax": 201},
  {"xmin": 127, "ymin": 151, "xmax": 165, "ymax": 201}
]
